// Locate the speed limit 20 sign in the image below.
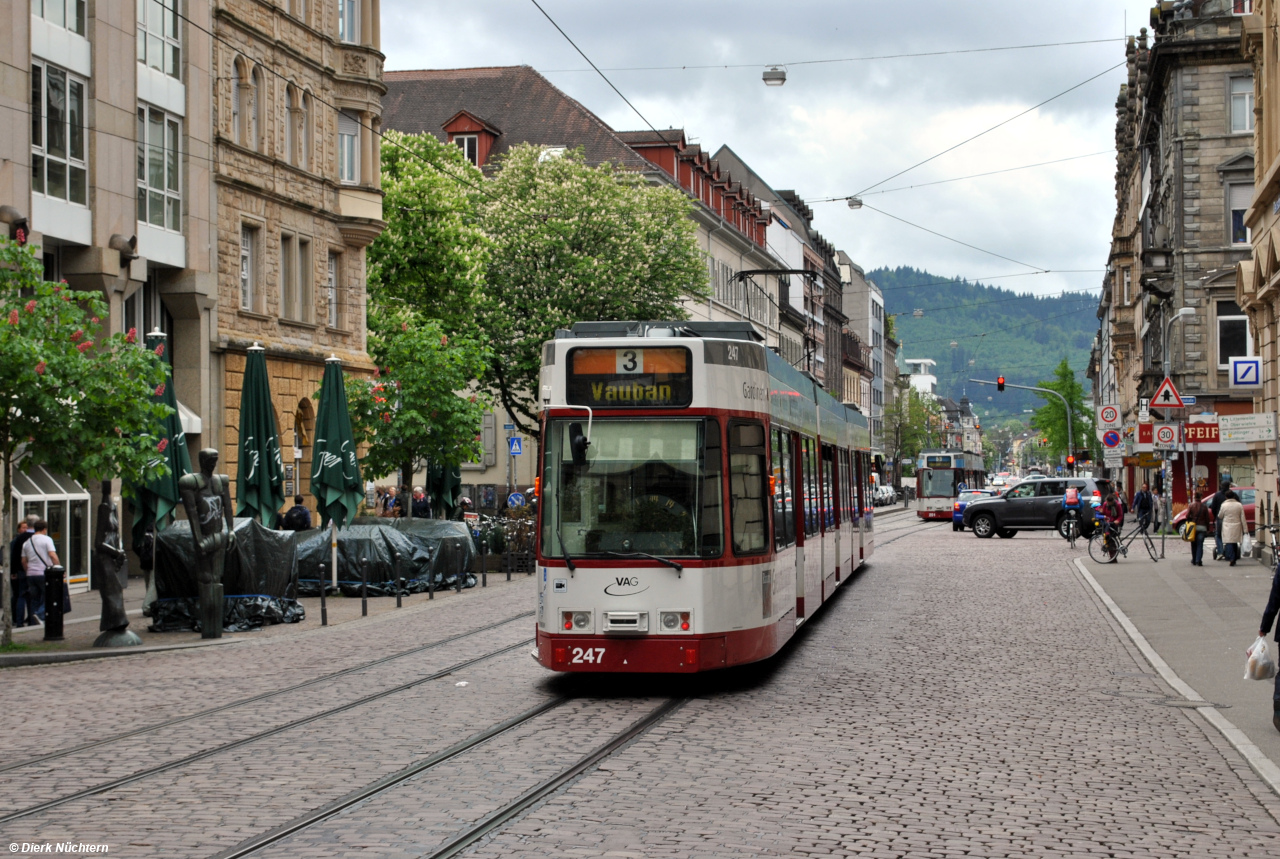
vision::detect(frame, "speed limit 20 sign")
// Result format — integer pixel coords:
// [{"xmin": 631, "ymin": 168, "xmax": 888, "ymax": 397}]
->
[{"xmin": 1097, "ymin": 404, "xmax": 1121, "ymax": 434}]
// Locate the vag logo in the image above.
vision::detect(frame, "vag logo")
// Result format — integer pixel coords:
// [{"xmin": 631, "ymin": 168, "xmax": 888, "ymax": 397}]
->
[{"xmin": 604, "ymin": 576, "xmax": 648, "ymax": 596}]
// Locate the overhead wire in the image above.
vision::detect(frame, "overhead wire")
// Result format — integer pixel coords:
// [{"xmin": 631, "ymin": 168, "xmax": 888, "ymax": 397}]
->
[{"xmin": 861, "ymin": 202, "xmax": 1047, "ymax": 271}]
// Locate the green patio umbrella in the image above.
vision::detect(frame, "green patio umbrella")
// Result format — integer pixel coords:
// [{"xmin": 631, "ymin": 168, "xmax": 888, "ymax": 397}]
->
[
  {"xmin": 312, "ymin": 355, "xmax": 363, "ymax": 528},
  {"xmin": 130, "ymin": 329, "xmax": 193, "ymax": 554},
  {"xmin": 427, "ymin": 460, "xmax": 462, "ymax": 517},
  {"xmin": 235, "ymin": 344, "xmax": 285, "ymax": 524}
]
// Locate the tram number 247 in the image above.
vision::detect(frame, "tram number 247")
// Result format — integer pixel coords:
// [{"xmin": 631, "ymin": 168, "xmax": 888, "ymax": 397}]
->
[{"xmin": 570, "ymin": 647, "xmax": 606, "ymax": 664}]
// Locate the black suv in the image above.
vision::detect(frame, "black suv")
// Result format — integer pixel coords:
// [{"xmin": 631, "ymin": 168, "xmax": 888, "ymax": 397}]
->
[{"xmin": 962, "ymin": 477, "xmax": 1114, "ymax": 539}]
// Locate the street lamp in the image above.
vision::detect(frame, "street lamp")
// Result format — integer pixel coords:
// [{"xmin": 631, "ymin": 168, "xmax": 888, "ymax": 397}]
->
[
  {"xmin": 762, "ymin": 66, "xmax": 787, "ymax": 86},
  {"xmin": 1162, "ymin": 306, "xmax": 1194, "ymax": 377}
]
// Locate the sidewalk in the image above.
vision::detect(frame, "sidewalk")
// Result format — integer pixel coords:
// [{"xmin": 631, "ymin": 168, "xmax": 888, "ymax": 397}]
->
[{"xmin": 1076, "ymin": 535, "xmax": 1280, "ymax": 774}]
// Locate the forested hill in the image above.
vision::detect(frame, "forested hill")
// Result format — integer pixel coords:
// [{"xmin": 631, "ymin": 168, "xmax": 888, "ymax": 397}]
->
[{"xmin": 868, "ymin": 266, "xmax": 1099, "ymax": 417}]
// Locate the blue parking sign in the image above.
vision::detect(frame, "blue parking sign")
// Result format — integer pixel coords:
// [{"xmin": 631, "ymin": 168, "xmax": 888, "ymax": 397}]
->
[{"xmin": 508, "ymin": 437, "xmax": 523, "ymax": 455}]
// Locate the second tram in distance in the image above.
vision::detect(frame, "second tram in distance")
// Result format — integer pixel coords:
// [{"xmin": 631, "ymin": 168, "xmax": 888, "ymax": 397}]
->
[
  {"xmin": 915, "ymin": 449, "xmax": 986, "ymax": 521},
  {"xmin": 533, "ymin": 321, "xmax": 876, "ymax": 673}
]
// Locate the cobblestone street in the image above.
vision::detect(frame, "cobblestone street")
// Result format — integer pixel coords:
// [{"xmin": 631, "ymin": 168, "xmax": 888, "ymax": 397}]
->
[{"xmin": 2, "ymin": 515, "xmax": 1279, "ymax": 858}]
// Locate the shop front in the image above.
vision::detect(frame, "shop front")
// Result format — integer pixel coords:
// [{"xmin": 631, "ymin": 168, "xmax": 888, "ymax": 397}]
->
[{"xmin": 10, "ymin": 465, "xmax": 92, "ymax": 594}]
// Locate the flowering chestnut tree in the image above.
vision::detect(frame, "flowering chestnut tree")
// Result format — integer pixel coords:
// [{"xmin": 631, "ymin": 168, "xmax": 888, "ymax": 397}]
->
[
  {"xmin": 0, "ymin": 240, "xmax": 171, "ymax": 644},
  {"xmin": 340, "ymin": 317, "xmax": 491, "ymax": 488},
  {"xmin": 478, "ymin": 144, "xmax": 708, "ymax": 432}
]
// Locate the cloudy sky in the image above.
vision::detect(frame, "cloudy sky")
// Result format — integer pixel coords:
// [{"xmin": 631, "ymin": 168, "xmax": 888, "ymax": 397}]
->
[{"xmin": 382, "ymin": 0, "xmax": 1170, "ymax": 300}]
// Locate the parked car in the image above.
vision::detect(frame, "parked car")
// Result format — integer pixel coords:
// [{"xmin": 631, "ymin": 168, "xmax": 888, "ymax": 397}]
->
[
  {"xmin": 874, "ymin": 484, "xmax": 898, "ymax": 506},
  {"xmin": 962, "ymin": 477, "xmax": 1115, "ymax": 539},
  {"xmin": 953, "ymin": 489, "xmax": 997, "ymax": 531},
  {"xmin": 1171, "ymin": 486, "xmax": 1256, "ymax": 534}
]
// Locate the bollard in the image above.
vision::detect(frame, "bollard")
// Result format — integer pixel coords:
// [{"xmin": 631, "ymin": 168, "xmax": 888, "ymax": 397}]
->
[
  {"xmin": 42, "ymin": 565, "xmax": 65, "ymax": 641},
  {"xmin": 395, "ymin": 551, "xmax": 402, "ymax": 608},
  {"xmin": 360, "ymin": 556, "xmax": 368, "ymax": 616},
  {"xmin": 318, "ymin": 562, "xmax": 328, "ymax": 627},
  {"xmin": 481, "ymin": 525, "xmax": 487, "ymax": 588}
]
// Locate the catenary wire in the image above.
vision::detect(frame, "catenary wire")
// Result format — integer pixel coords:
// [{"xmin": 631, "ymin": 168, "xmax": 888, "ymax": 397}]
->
[
  {"xmin": 541, "ymin": 38, "xmax": 1126, "ymax": 72},
  {"xmin": 906, "ymin": 303, "xmax": 1098, "ymax": 345},
  {"xmin": 853, "ymin": 60, "xmax": 1127, "ymax": 197},
  {"xmin": 861, "ymin": 202, "xmax": 1047, "ymax": 271}
]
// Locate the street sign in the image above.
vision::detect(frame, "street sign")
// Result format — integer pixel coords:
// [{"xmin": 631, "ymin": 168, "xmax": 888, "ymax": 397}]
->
[
  {"xmin": 1181, "ymin": 396, "xmax": 1197, "ymax": 405},
  {"xmin": 503, "ymin": 423, "xmax": 515, "ymax": 431},
  {"xmin": 1229, "ymin": 356, "xmax": 1262, "ymax": 388},
  {"xmin": 507, "ymin": 437, "xmax": 523, "ymax": 455},
  {"xmin": 1138, "ymin": 398, "xmax": 1150, "ymax": 423},
  {"xmin": 1104, "ymin": 452, "xmax": 1125, "ymax": 468},
  {"xmin": 1151, "ymin": 377, "xmax": 1185, "ymax": 409},
  {"xmin": 1219, "ymin": 412, "xmax": 1278, "ymax": 443},
  {"xmin": 1182, "ymin": 422, "xmax": 1219, "ymax": 444},
  {"xmin": 1154, "ymin": 424, "xmax": 1177, "ymax": 445},
  {"xmin": 1102, "ymin": 430, "xmax": 1121, "ymax": 448},
  {"xmin": 507, "ymin": 492, "xmax": 526, "ymax": 508}
]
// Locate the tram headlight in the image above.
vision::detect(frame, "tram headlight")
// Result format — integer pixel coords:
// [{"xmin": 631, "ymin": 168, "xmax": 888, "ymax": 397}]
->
[{"xmin": 661, "ymin": 612, "xmax": 679, "ymax": 630}]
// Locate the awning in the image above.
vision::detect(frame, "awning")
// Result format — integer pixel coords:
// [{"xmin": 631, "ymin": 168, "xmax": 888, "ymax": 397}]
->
[{"xmin": 177, "ymin": 399, "xmax": 202, "ymax": 435}]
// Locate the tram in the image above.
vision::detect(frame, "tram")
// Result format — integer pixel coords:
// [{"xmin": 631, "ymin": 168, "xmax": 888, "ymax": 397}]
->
[
  {"xmin": 533, "ymin": 321, "xmax": 876, "ymax": 673},
  {"xmin": 915, "ymin": 449, "xmax": 986, "ymax": 521}
]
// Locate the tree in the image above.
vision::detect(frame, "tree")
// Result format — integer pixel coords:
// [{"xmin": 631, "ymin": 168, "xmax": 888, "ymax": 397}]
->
[
  {"xmin": 366, "ymin": 130, "xmax": 489, "ymax": 333},
  {"xmin": 1029, "ymin": 358, "xmax": 1090, "ymax": 463},
  {"xmin": 478, "ymin": 145, "xmax": 709, "ymax": 433},
  {"xmin": 0, "ymin": 239, "xmax": 171, "ymax": 644},
  {"xmin": 343, "ymin": 317, "xmax": 491, "ymax": 485},
  {"xmin": 882, "ymin": 377, "xmax": 941, "ymax": 487}
]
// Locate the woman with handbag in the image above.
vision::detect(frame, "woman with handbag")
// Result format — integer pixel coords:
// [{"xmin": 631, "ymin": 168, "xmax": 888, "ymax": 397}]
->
[
  {"xmin": 1219, "ymin": 490, "xmax": 1247, "ymax": 567},
  {"xmin": 1185, "ymin": 495, "xmax": 1212, "ymax": 566}
]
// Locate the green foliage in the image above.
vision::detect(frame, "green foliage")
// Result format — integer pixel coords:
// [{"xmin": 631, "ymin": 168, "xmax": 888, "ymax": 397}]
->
[
  {"xmin": 871, "ymin": 266, "xmax": 1096, "ymax": 416},
  {"xmin": 344, "ymin": 318, "xmax": 492, "ymax": 477},
  {"xmin": 1030, "ymin": 359, "xmax": 1092, "ymax": 460},
  {"xmin": 478, "ymin": 144, "xmax": 708, "ymax": 431},
  {"xmin": 0, "ymin": 238, "xmax": 171, "ymax": 643},
  {"xmin": 882, "ymin": 378, "xmax": 942, "ymax": 483}
]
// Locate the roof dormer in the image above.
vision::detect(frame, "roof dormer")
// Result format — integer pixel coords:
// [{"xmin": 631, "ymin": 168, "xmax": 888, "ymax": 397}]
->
[{"xmin": 442, "ymin": 109, "xmax": 501, "ymax": 167}]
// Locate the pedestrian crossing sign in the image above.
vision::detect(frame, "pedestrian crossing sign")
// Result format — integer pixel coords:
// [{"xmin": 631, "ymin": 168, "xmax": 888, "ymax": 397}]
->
[{"xmin": 508, "ymin": 437, "xmax": 523, "ymax": 455}]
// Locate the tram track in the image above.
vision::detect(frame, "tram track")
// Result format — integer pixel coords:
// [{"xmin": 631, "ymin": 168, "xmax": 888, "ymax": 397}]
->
[
  {"xmin": 0, "ymin": 637, "xmax": 536, "ymax": 825},
  {"xmin": 0, "ymin": 610, "xmax": 534, "ymax": 776},
  {"xmin": 210, "ymin": 696, "xmax": 688, "ymax": 859}
]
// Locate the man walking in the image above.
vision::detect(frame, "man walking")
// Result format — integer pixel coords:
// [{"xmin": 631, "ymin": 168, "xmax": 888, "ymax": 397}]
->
[
  {"xmin": 9, "ymin": 516, "xmax": 35, "ymax": 627},
  {"xmin": 20, "ymin": 519, "xmax": 59, "ymax": 626},
  {"xmin": 1133, "ymin": 483, "xmax": 1154, "ymax": 534},
  {"xmin": 281, "ymin": 495, "xmax": 312, "ymax": 532}
]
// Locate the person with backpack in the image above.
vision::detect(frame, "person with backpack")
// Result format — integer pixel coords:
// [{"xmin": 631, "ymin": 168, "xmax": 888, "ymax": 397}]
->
[
  {"xmin": 1099, "ymin": 489, "xmax": 1124, "ymax": 563},
  {"xmin": 1133, "ymin": 483, "xmax": 1154, "ymax": 534},
  {"xmin": 1061, "ymin": 484, "xmax": 1085, "ymax": 542},
  {"xmin": 281, "ymin": 495, "xmax": 312, "ymax": 532}
]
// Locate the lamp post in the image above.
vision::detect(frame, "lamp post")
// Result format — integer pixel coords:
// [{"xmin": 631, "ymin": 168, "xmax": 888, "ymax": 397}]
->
[
  {"xmin": 970, "ymin": 379, "xmax": 1074, "ymax": 476},
  {"xmin": 1159, "ymin": 306, "xmax": 1193, "ymax": 558}
]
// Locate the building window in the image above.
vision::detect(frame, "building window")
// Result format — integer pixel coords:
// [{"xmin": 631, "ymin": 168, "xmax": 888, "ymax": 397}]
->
[
  {"xmin": 280, "ymin": 235, "xmax": 313, "ymax": 323},
  {"xmin": 338, "ymin": 110, "xmax": 360, "ymax": 184},
  {"xmin": 1234, "ymin": 0, "xmax": 1253, "ymax": 13},
  {"xmin": 1122, "ymin": 268, "xmax": 1131, "ymax": 305},
  {"xmin": 338, "ymin": 0, "xmax": 359, "ymax": 43},
  {"xmin": 1231, "ymin": 76, "xmax": 1255, "ymax": 134},
  {"xmin": 1229, "ymin": 183, "xmax": 1253, "ymax": 245},
  {"xmin": 137, "ymin": 105, "xmax": 181, "ymax": 231},
  {"xmin": 1217, "ymin": 300, "xmax": 1250, "ymax": 368},
  {"xmin": 31, "ymin": 62, "xmax": 87, "ymax": 205},
  {"xmin": 231, "ymin": 60, "xmax": 243, "ymax": 144},
  {"xmin": 32, "ymin": 0, "xmax": 85, "ymax": 36},
  {"xmin": 327, "ymin": 252, "xmax": 342, "ymax": 327},
  {"xmin": 288, "ymin": 0, "xmax": 307, "ymax": 23},
  {"xmin": 137, "ymin": 0, "xmax": 180, "ymax": 78},
  {"xmin": 454, "ymin": 134, "xmax": 478, "ymax": 166},
  {"xmin": 240, "ymin": 225, "xmax": 258, "ymax": 311},
  {"xmin": 300, "ymin": 92, "xmax": 311, "ymax": 170},
  {"xmin": 250, "ymin": 67, "xmax": 263, "ymax": 151}
]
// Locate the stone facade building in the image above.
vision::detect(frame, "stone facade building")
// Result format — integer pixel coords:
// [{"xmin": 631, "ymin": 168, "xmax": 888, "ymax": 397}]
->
[{"xmin": 1094, "ymin": 1, "xmax": 1256, "ymax": 503}]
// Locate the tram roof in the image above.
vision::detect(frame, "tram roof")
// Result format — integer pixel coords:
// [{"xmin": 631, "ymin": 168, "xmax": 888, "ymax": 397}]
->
[{"xmin": 558, "ymin": 321, "xmax": 764, "ymax": 342}]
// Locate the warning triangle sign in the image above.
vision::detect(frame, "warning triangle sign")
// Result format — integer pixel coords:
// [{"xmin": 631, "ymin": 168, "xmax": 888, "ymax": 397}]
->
[{"xmin": 1151, "ymin": 376, "xmax": 1184, "ymax": 408}]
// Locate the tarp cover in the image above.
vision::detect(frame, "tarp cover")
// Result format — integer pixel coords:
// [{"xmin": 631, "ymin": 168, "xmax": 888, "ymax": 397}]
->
[
  {"xmin": 295, "ymin": 520, "xmax": 476, "ymax": 596},
  {"xmin": 149, "ymin": 518, "xmax": 304, "ymax": 632}
]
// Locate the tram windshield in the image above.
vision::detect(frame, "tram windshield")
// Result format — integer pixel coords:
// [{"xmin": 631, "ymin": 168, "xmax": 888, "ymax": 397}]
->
[
  {"xmin": 917, "ymin": 468, "xmax": 960, "ymax": 498},
  {"xmin": 541, "ymin": 418, "xmax": 723, "ymax": 558}
]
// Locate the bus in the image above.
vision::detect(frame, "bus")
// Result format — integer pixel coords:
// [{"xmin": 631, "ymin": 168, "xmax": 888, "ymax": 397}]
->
[
  {"xmin": 533, "ymin": 320, "xmax": 876, "ymax": 673},
  {"xmin": 916, "ymin": 449, "xmax": 986, "ymax": 521}
]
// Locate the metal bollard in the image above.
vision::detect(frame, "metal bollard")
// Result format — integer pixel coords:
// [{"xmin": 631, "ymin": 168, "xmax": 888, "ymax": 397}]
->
[
  {"xmin": 42, "ymin": 565, "xmax": 65, "ymax": 641},
  {"xmin": 395, "ymin": 552, "xmax": 402, "ymax": 608},
  {"xmin": 481, "ymin": 526, "xmax": 487, "ymax": 588},
  {"xmin": 318, "ymin": 562, "xmax": 328, "ymax": 627},
  {"xmin": 360, "ymin": 556, "xmax": 368, "ymax": 616}
]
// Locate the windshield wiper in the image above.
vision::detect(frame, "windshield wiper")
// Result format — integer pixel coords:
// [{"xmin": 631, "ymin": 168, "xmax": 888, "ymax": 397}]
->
[{"xmin": 603, "ymin": 551, "xmax": 683, "ymax": 575}]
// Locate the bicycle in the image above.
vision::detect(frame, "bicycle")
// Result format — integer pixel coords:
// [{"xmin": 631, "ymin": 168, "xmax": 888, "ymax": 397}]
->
[
  {"xmin": 1088, "ymin": 520, "xmax": 1159, "ymax": 564},
  {"xmin": 1060, "ymin": 508, "xmax": 1082, "ymax": 549}
]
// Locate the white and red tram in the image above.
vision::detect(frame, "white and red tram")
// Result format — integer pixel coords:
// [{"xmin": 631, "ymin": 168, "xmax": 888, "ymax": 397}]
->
[{"xmin": 533, "ymin": 321, "xmax": 876, "ymax": 673}]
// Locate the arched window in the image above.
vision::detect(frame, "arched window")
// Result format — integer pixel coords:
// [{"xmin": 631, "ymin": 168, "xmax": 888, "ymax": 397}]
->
[
  {"xmin": 231, "ymin": 59, "xmax": 243, "ymax": 143},
  {"xmin": 250, "ymin": 66, "xmax": 263, "ymax": 151},
  {"xmin": 285, "ymin": 84, "xmax": 298, "ymax": 165},
  {"xmin": 300, "ymin": 92, "xmax": 311, "ymax": 170}
]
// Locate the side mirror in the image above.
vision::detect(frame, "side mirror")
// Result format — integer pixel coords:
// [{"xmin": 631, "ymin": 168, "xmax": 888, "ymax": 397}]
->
[{"xmin": 569, "ymin": 422, "xmax": 590, "ymax": 467}]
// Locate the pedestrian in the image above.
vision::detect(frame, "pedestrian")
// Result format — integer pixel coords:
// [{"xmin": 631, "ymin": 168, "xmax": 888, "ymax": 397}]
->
[
  {"xmin": 1259, "ymin": 555, "xmax": 1280, "ymax": 733},
  {"xmin": 20, "ymin": 519, "xmax": 59, "ymax": 625},
  {"xmin": 1209, "ymin": 479, "xmax": 1232, "ymax": 560},
  {"xmin": 281, "ymin": 495, "xmax": 312, "ymax": 531},
  {"xmin": 412, "ymin": 486, "xmax": 431, "ymax": 520},
  {"xmin": 1218, "ymin": 490, "xmax": 1246, "ymax": 567},
  {"xmin": 1185, "ymin": 493, "xmax": 1212, "ymax": 567},
  {"xmin": 9, "ymin": 516, "xmax": 35, "ymax": 626},
  {"xmin": 1133, "ymin": 482, "xmax": 1154, "ymax": 534},
  {"xmin": 1099, "ymin": 488, "xmax": 1124, "ymax": 562}
]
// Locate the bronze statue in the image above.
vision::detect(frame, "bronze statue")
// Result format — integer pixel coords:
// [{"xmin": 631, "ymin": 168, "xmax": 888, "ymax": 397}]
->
[
  {"xmin": 178, "ymin": 448, "xmax": 235, "ymax": 639},
  {"xmin": 92, "ymin": 481, "xmax": 141, "ymax": 647}
]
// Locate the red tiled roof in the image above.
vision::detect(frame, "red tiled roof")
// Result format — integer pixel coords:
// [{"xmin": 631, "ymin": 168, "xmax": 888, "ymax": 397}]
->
[{"xmin": 382, "ymin": 66, "xmax": 652, "ymax": 170}]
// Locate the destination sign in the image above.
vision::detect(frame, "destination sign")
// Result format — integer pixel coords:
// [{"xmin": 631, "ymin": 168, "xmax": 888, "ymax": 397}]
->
[{"xmin": 566, "ymin": 347, "xmax": 693, "ymax": 408}]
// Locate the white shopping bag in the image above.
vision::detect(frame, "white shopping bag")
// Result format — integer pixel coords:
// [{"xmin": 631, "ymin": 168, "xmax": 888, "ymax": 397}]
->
[
  {"xmin": 1244, "ymin": 636, "xmax": 1278, "ymax": 681},
  {"xmin": 1242, "ymin": 533, "xmax": 1254, "ymax": 556}
]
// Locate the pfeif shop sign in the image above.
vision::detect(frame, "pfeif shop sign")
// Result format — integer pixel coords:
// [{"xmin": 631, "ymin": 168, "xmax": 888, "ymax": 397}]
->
[{"xmin": 1182, "ymin": 423, "xmax": 1219, "ymax": 444}]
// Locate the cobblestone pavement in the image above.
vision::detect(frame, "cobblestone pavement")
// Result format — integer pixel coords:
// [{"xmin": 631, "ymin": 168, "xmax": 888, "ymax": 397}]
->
[{"xmin": 3, "ymin": 517, "xmax": 1280, "ymax": 858}]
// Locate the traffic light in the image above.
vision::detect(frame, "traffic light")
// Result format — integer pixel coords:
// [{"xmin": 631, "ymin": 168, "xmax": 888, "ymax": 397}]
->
[
  {"xmin": 1066, "ymin": 455, "xmax": 1075, "ymax": 466},
  {"xmin": 1042, "ymin": 438, "xmax": 1048, "ymax": 445},
  {"xmin": 997, "ymin": 376, "xmax": 1005, "ymax": 391}
]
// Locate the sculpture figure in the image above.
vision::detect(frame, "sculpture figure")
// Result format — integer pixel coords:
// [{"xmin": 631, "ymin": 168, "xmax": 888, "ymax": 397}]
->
[
  {"xmin": 178, "ymin": 448, "xmax": 235, "ymax": 638},
  {"xmin": 93, "ymin": 481, "xmax": 141, "ymax": 647}
]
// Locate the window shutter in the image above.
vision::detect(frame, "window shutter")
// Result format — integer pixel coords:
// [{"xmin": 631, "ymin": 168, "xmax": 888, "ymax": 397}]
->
[
  {"xmin": 338, "ymin": 110, "xmax": 360, "ymax": 138},
  {"xmin": 482, "ymin": 412, "xmax": 497, "ymax": 467},
  {"xmin": 1230, "ymin": 184, "xmax": 1253, "ymax": 211}
]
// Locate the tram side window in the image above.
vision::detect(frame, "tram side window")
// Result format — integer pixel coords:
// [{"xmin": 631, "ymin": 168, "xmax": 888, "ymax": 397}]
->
[
  {"xmin": 701, "ymin": 419, "xmax": 724, "ymax": 557},
  {"xmin": 729, "ymin": 421, "xmax": 769, "ymax": 555},
  {"xmin": 840, "ymin": 450, "xmax": 850, "ymax": 522},
  {"xmin": 821, "ymin": 444, "xmax": 835, "ymax": 530},
  {"xmin": 800, "ymin": 436, "xmax": 819, "ymax": 537},
  {"xmin": 772, "ymin": 428, "xmax": 795, "ymax": 548}
]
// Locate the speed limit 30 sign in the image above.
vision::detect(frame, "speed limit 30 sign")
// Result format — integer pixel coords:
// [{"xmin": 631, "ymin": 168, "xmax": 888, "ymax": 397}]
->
[{"xmin": 1155, "ymin": 424, "xmax": 1177, "ymax": 445}]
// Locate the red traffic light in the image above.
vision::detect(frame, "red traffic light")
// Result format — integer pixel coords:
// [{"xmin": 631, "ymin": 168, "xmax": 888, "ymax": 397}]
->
[
  {"xmin": 997, "ymin": 375, "xmax": 1005, "ymax": 391},
  {"xmin": 1066, "ymin": 455, "xmax": 1075, "ymax": 465}
]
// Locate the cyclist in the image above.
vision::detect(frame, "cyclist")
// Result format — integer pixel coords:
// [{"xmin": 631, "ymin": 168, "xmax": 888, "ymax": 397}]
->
[
  {"xmin": 1062, "ymin": 484, "xmax": 1085, "ymax": 543},
  {"xmin": 1099, "ymin": 488, "xmax": 1125, "ymax": 563}
]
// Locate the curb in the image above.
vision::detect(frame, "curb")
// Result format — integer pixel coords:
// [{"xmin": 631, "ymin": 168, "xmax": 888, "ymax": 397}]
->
[
  {"xmin": 0, "ymin": 636, "xmax": 240, "ymax": 669},
  {"xmin": 1071, "ymin": 556, "xmax": 1280, "ymax": 800}
]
